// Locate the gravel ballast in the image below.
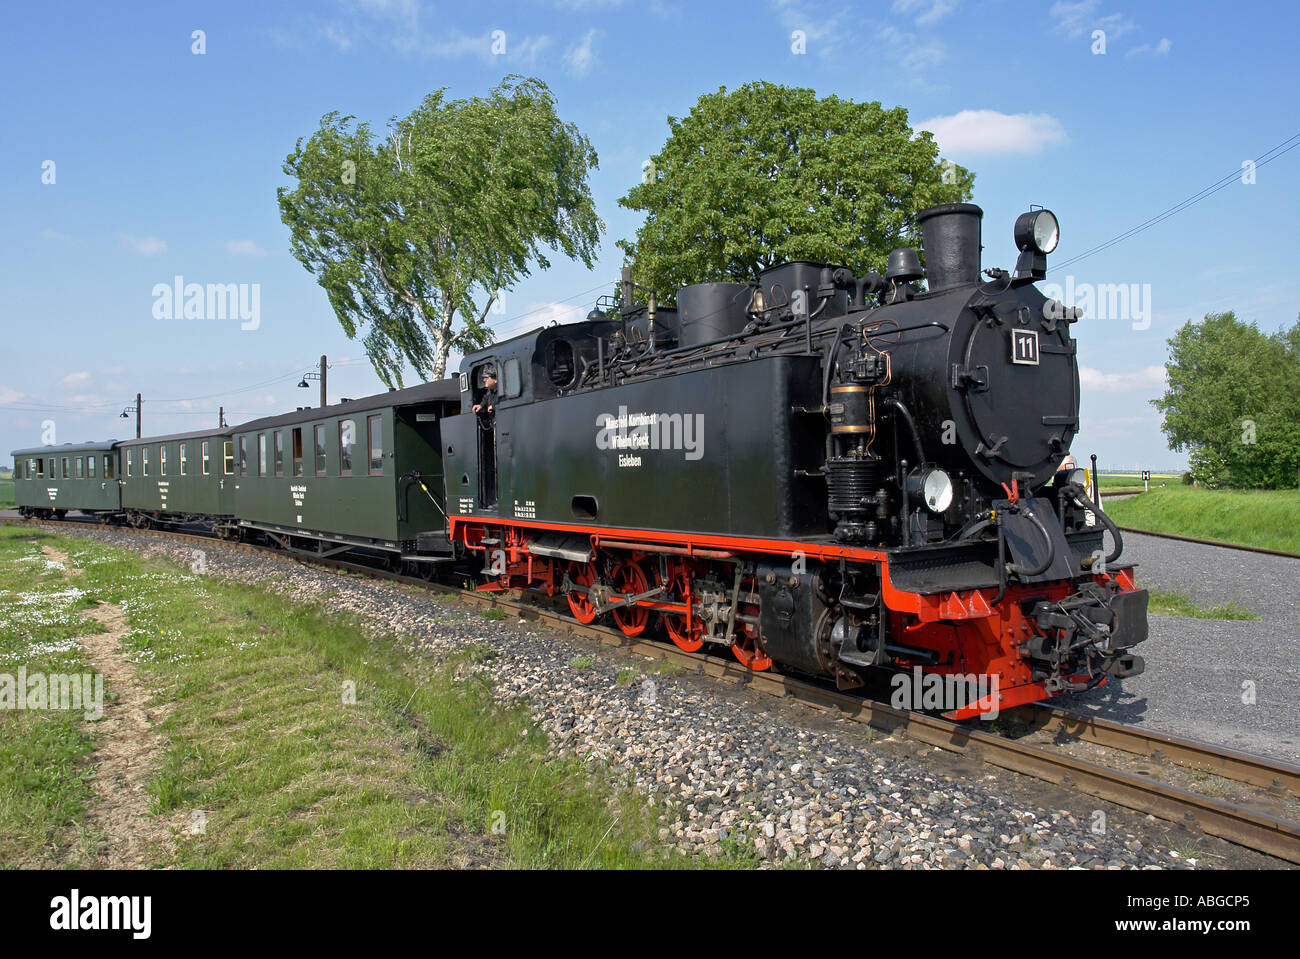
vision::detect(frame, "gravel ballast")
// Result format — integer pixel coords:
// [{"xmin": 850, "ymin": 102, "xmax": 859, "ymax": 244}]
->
[{"xmin": 22, "ymin": 522, "xmax": 1282, "ymax": 869}]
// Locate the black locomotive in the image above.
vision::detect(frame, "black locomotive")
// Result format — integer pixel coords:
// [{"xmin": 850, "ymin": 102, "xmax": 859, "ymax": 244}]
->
[{"xmin": 443, "ymin": 202, "xmax": 1148, "ymax": 717}]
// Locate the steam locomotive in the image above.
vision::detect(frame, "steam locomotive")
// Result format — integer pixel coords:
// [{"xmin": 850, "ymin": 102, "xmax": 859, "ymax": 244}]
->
[
  {"xmin": 442, "ymin": 202, "xmax": 1148, "ymax": 718},
  {"xmin": 12, "ymin": 201, "xmax": 1148, "ymax": 720}
]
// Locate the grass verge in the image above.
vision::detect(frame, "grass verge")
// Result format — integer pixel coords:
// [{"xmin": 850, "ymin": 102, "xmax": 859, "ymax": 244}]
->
[
  {"xmin": 0, "ymin": 525, "xmax": 740, "ymax": 869},
  {"xmin": 1104, "ymin": 485, "xmax": 1300, "ymax": 553},
  {"xmin": 1146, "ymin": 587, "xmax": 1258, "ymax": 621}
]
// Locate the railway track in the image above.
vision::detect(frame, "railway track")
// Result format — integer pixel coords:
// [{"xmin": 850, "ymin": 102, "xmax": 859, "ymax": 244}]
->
[{"xmin": 8, "ymin": 513, "xmax": 1300, "ymax": 865}]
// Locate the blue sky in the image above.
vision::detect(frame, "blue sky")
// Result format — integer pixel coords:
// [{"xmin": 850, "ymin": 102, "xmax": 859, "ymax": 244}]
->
[{"xmin": 2, "ymin": 0, "xmax": 1296, "ymax": 471}]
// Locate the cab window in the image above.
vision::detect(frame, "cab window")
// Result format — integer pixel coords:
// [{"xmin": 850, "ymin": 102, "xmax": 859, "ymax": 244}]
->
[{"xmin": 502, "ymin": 358, "xmax": 522, "ymax": 399}]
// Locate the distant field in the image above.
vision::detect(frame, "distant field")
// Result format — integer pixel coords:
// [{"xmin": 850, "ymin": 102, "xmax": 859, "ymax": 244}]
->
[
  {"xmin": 0, "ymin": 477, "xmax": 12, "ymax": 509},
  {"xmin": 1097, "ymin": 472, "xmax": 1180, "ymax": 493},
  {"xmin": 1105, "ymin": 486, "xmax": 1300, "ymax": 554}
]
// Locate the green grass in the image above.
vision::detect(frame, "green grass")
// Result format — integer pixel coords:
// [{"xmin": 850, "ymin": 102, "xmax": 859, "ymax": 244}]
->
[
  {"xmin": 1147, "ymin": 588, "xmax": 1258, "ymax": 621},
  {"xmin": 1105, "ymin": 485, "xmax": 1300, "ymax": 553},
  {"xmin": 0, "ymin": 477, "xmax": 13, "ymax": 509},
  {"xmin": 0, "ymin": 525, "xmax": 747, "ymax": 869},
  {"xmin": 0, "ymin": 529, "xmax": 103, "ymax": 865}
]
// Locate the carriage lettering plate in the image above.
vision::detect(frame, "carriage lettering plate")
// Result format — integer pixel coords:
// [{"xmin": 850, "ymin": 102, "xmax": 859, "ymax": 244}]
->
[{"xmin": 1011, "ymin": 329, "xmax": 1040, "ymax": 365}]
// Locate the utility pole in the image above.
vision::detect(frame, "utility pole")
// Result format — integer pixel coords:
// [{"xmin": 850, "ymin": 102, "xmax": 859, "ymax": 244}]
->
[
  {"xmin": 219, "ymin": 406, "xmax": 226, "ymax": 429},
  {"xmin": 136, "ymin": 393, "xmax": 141, "ymax": 439},
  {"xmin": 320, "ymin": 355, "xmax": 328, "ymax": 409}
]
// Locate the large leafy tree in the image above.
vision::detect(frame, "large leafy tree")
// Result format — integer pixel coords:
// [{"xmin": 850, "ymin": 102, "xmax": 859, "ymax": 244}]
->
[
  {"xmin": 617, "ymin": 81, "xmax": 974, "ymax": 300},
  {"xmin": 1152, "ymin": 312, "xmax": 1300, "ymax": 488},
  {"xmin": 278, "ymin": 76, "xmax": 603, "ymax": 383}
]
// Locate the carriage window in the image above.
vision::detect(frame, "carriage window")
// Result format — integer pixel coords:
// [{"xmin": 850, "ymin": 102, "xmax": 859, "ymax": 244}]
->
[
  {"xmin": 274, "ymin": 431, "xmax": 284, "ymax": 476},
  {"xmin": 223, "ymin": 441, "xmax": 234, "ymax": 475},
  {"xmin": 127, "ymin": 450, "xmax": 134, "ymax": 477},
  {"xmin": 502, "ymin": 358, "xmax": 522, "ymax": 399},
  {"xmin": 75, "ymin": 457, "xmax": 84, "ymax": 479},
  {"xmin": 292, "ymin": 428, "xmax": 304, "ymax": 477},
  {"xmin": 104, "ymin": 455, "xmax": 115, "ymax": 479},
  {"xmin": 314, "ymin": 425, "xmax": 326, "ymax": 476},
  {"xmin": 548, "ymin": 340, "xmax": 575, "ymax": 387},
  {"xmin": 258, "ymin": 434, "xmax": 267, "ymax": 476},
  {"xmin": 339, "ymin": 420, "xmax": 355, "ymax": 476},
  {"xmin": 202, "ymin": 440, "xmax": 211, "ymax": 475},
  {"xmin": 160, "ymin": 446, "xmax": 167, "ymax": 476},
  {"xmin": 62, "ymin": 457, "xmax": 70, "ymax": 479},
  {"xmin": 239, "ymin": 437, "xmax": 248, "ymax": 476},
  {"xmin": 29, "ymin": 458, "xmax": 37, "ymax": 480},
  {"xmin": 88, "ymin": 455, "xmax": 96, "ymax": 478},
  {"xmin": 36, "ymin": 458, "xmax": 44, "ymax": 478},
  {"xmin": 180, "ymin": 443, "xmax": 188, "ymax": 476},
  {"xmin": 142, "ymin": 448, "xmax": 149, "ymax": 476},
  {"xmin": 368, "ymin": 415, "xmax": 383, "ymax": 475}
]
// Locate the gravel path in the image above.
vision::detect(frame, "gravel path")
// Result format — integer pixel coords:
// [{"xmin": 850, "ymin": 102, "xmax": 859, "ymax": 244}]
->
[
  {"xmin": 17, "ymin": 522, "xmax": 1267, "ymax": 870},
  {"xmin": 1070, "ymin": 532, "xmax": 1300, "ymax": 764}
]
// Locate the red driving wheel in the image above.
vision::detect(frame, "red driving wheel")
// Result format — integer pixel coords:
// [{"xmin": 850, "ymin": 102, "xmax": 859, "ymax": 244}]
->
[
  {"xmin": 731, "ymin": 603, "xmax": 771, "ymax": 671},
  {"xmin": 610, "ymin": 560, "xmax": 651, "ymax": 637},
  {"xmin": 566, "ymin": 561, "xmax": 599, "ymax": 624},
  {"xmin": 661, "ymin": 562, "xmax": 704, "ymax": 652}
]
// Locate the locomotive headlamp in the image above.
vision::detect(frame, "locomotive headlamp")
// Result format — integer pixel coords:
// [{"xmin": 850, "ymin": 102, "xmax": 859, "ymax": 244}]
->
[
  {"xmin": 1014, "ymin": 209, "xmax": 1059, "ymax": 255},
  {"xmin": 1060, "ymin": 467, "xmax": 1088, "ymax": 487},
  {"xmin": 1013, "ymin": 208, "xmax": 1058, "ymax": 281},
  {"xmin": 908, "ymin": 467, "xmax": 954, "ymax": 513}
]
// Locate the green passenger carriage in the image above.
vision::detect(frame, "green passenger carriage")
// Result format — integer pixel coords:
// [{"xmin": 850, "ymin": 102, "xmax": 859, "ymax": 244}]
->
[
  {"xmin": 117, "ymin": 429, "xmax": 236, "ymax": 530},
  {"xmin": 229, "ymin": 380, "xmax": 460, "ymax": 565},
  {"xmin": 10, "ymin": 442, "xmax": 121, "ymax": 518}
]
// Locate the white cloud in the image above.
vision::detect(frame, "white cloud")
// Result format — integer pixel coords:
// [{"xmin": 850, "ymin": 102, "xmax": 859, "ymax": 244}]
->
[
  {"xmin": 1079, "ymin": 365, "xmax": 1167, "ymax": 392},
  {"xmin": 226, "ymin": 239, "xmax": 270, "ymax": 257},
  {"xmin": 497, "ymin": 301, "xmax": 587, "ymax": 340},
  {"xmin": 120, "ymin": 234, "xmax": 166, "ymax": 256},
  {"xmin": 0, "ymin": 387, "xmax": 23, "ymax": 404},
  {"xmin": 564, "ymin": 29, "xmax": 600, "ymax": 77},
  {"xmin": 892, "ymin": 0, "xmax": 958, "ymax": 25},
  {"xmin": 1050, "ymin": 1, "xmax": 1135, "ymax": 40},
  {"xmin": 918, "ymin": 110, "xmax": 1067, "ymax": 156},
  {"xmin": 60, "ymin": 372, "xmax": 90, "ymax": 387},
  {"xmin": 1127, "ymin": 37, "xmax": 1172, "ymax": 58}
]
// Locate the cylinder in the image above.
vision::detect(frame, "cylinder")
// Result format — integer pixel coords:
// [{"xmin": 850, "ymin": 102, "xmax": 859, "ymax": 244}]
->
[{"xmin": 917, "ymin": 203, "xmax": 983, "ymax": 292}]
